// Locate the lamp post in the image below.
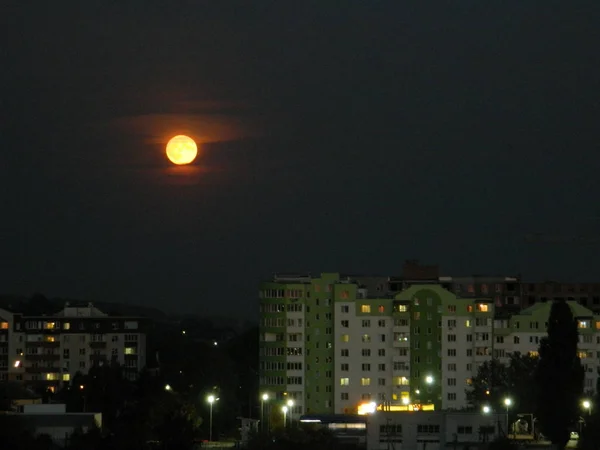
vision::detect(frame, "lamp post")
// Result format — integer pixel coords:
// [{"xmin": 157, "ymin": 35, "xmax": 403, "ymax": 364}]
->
[
  {"xmin": 207, "ymin": 395, "xmax": 216, "ymax": 442},
  {"xmin": 261, "ymin": 394, "xmax": 269, "ymax": 432},
  {"xmin": 583, "ymin": 400, "xmax": 592, "ymax": 416},
  {"xmin": 287, "ymin": 400, "xmax": 294, "ymax": 427},
  {"xmin": 282, "ymin": 406, "xmax": 288, "ymax": 428},
  {"xmin": 482, "ymin": 405, "xmax": 491, "ymax": 414},
  {"xmin": 504, "ymin": 398, "xmax": 512, "ymax": 437}
]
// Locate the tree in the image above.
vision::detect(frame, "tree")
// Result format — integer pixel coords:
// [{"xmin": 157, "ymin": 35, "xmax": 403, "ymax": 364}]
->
[
  {"xmin": 466, "ymin": 353, "xmax": 538, "ymax": 414},
  {"xmin": 534, "ymin": 300, "xmax": 584, "ymax": 447}
]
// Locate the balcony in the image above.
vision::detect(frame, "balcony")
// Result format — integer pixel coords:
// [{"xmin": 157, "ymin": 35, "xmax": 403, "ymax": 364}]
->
[{"xmin": 90, "ymin": 341, "xmax": 107, "ymax": 349}]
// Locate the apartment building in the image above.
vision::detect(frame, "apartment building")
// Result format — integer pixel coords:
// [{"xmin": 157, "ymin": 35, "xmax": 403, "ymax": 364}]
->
[
  {"xmin": 0, "ymin": 303, "xmax": 147, "ymax": 391},
  {"xmin": 521, "ymin": 281, "xmax": 600, "ymax": 312},
  {"xmin": 259, "ymin": 273, "xmax": 599, "ymax": 415}
]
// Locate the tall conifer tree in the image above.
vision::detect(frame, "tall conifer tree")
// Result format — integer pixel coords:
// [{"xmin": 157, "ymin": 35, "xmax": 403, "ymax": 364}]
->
[{"xmin": 535, "ymin": 300, "xmax": 584, "ymax": 447}]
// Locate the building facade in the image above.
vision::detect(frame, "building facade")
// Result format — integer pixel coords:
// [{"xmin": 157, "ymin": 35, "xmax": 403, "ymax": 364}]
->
[
  {"xmin": 259, "ymin": 273, "xmax": 600, "ymax": 415},
  {"xmin": 0, "ymin": 303, "xmax": 147, "ymax": 391}
]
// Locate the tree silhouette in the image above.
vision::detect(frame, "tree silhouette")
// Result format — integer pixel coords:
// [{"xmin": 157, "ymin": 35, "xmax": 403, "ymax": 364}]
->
[{"xmin": 534, "ymin": 300, "xmax": 584, "ymax": 447}]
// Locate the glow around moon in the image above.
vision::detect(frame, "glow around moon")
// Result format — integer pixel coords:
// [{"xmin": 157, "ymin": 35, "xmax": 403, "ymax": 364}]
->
[{"xmin": 166, "ymin": 135, "xmax": 198, "ymax": 165}]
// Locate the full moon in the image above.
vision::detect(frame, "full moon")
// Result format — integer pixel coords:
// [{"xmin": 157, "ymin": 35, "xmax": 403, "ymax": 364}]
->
[{"xmin": 166, "ymin": 135, "xmax": 198, "ymax": 165}]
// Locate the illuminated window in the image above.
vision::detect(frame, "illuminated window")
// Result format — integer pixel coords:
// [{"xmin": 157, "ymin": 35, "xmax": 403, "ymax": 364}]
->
[
  {"xmin": 362, "ymin": 334, "xmax": 371, "ymax": 343},
  {"xmin": 124, "ymin": 347, "xmax": 136, "ymax": 355},
  {"xmin": 341, "ymin": 290, "xmax": 349, "ymax": 299},
  {"xmin": 63, "ymin": 322, "xmax": 70, "ymax": 330},
  {"xmin": 398, "ymin": 305, "xmax": 407, "ymax": 312},
  {"xmin": 596, "ymin": 321, "xmax": 600, "ymax": 330},
  {"xmin": 529, "ymin": 351, "xmax": 539, "ymax": 358},
  {"xmin": 477, "ymin": 304, "xmax": 489, "ymax": 312},
  {"xmin": 465, "ymin": 320, "xmax": 472, "ymax": 328},
  {"xmin": 62, "ymin": 374, "xmax": 70, "ymax": 381},
  {"xmin": 45, "ymin": 373, "xmax": 59, "ymax": 381},
  {"xmin": 378, "ymin": 305, "xmax": 385, "ymax": 313},
  {"xmin": 44, "ymin": 322, "xmax": 56, "ymax": 330},
  {"xmin": 361, "ymin": 305, "xmax": 371, "ymax": 313},
  {"xmin": 341, "ymin": 334, "xmax": 350, "ymax": 343},
  {"xmin": 340, "ymin": 378, "xmax": 349, "ymax": 386},
  {"xmin": 44, "ymin": 336, "xmax": 56, "ymax": 342},
  {"xmin": 579, "ymin": 321, "xmax": 589, "ymax": 329},
  {"xmin": 467, "ymin": 305, "xmax": 474, "ymax": 313},
  {"xmin": 361, "ymin": 377, "xmax": 371, "ymax": 386},
  {"xmin": 393, "ymin": 376, "xmax": 409, "ymax": 386},
  {"xmin": 0, "ymin": 322, "xmax": 8, "ymax": 329},
  {"xmin": 578, "ymin": 351, "xmax": 588, "ymax": 359}
]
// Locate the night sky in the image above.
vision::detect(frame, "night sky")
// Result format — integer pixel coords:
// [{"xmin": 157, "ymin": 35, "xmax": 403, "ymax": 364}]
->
[{"xmin": 2, "ymin": 1, "xmax": 599, "ymax": 319}]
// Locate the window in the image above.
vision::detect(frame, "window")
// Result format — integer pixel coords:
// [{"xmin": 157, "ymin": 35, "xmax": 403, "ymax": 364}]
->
[
  {"xmin": 378, "ymin": 364, "xmax": 386, "ymax": 371},
  {"xmin": 457, "ymin": 426, "xmax": 474, "ymax": 434},
  {"xmin": 341, "ymin": 320, "xmax": 349, "ymax": 328},
  {"xmin": 465, "ymin": 320, "xmax": 472, "ymax": 328},
  {"xmin": 447, "ymin": 319, "xmax": 457, "ymax": 327},
  {"xmin": 448, "ymin": 334, "xmax": 456, "ymax": 342},
  {"xmin": 362, "ymin": 349, "xmax": 371, "ymax": 357},
  {"xmin": 361, "ymin": 378, "xmax": 371, "ymax": 386},
  {"xmin": 477, "ymin": 304, "xmax": 489, "ymax": 312},
  {"xmin": 341, "ymin": 363, "xmax": 349, "ymax": 371},
  {"xmin": 341, "ymin": 392, "xmax": 349, "ymax": 400},
  {"xmin": 340, "ymin": 378, "xmax": 349, "ymax": 386},
  {"xmin": 378, "ymin": 378, "xmax": 386, "ymax": 386},
  {"xmin": 448, "ymin": 305, "xmax": 456, "ymax": 313},
  {"xmin": 341, "ymin": 305, "xmax": 349, "ymax": 313},
  {"xmin": 0, "ymin": 322, "xmax": 7, "ymax": 330},
  {"xmin": 378, "ymin": 305, "xmax": 385, "ymax": 313},
  {"xmin": 380, "ymin": 334, "xmax": 386, "ymax": 342},
  {"xmin": 79, "ymin": 348, "xmax": 86, "ymax": 356},
  {"xmin": 448, "ymin": 378, "xmax": 456, "ymax": 386},
  {"xmin": 393, "ymin": 376, "xmax": 409, "ymax": 386},
  {"xmin": 124, "ymin": 321, "xmax": 138, "ymax": 330},
  {"xmin": 448, "ymin": 393, "xmax": 457, "ymax": 400},
  {"xmin": 341, "ymin": 334, "xmax": 350, "ymax": 342},
  {"xmin": 362, "ymin": 319, "xmax": 371, "ymax": 327},
  {"xmin": 341, "ymin": 349, "xmax": 349, "ymax": 357},
  {"xmin": 362, "ymin": 334, "xmax": 371, "ymax": 343},
  {"xmin": 362, "ymin": 363, "xmax": 371, "ymax": 371},
  {"xmin": 417, "ymin": 425, "xmax": 440, "ymax": 433},
  {"xmin": 447, "ymin": 349, "xmax": 456, "ymax": 356},
  {"xmin": 378, "ymin": 319, "xmax": 386, "ymax": 327},
  {"xmin": 378, "ymin": 349, "xmax": 386, "ymax": 356},
  {"xmin": 361, "ymin": 305, "xmax": 371, "ymax": 313},
  {"xmin": 397, "ymin": 305, "xmax": 407, "ymax": 312}
]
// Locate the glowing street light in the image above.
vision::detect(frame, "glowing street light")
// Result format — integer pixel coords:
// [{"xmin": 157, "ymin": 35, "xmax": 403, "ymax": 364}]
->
[
  {"xmin": 504, "ymin": 398, "xmax": 512, "ymax": 433},
  {"xmin": 261, "ymin": 394, "xmax": 269, "ymax": 432},
  {"xmin": 282, "ymin": 406, "xmax": 289, "ymax": 427},
  {"xmin": 583, "ymin": 400, "xmax": 592, "ymax": 416},
  {"xmin": 207, "ymin": 395, "xmax": 217, "ymax": 442},
  {"xmin": 482, "ymin": 405, "xmax": 491, "ymax": 414},
  {"xmin": 164, "ymin": 384, "xmax": 172, "ymax": 391},
  {"xmin": 402, "ymin": 397, "xmax": 410, "ymax": 405},
  {"xmin": 287, "ymin": 399, "xmax": 294, "ymax": 426},
  {"xmin": 425, "ymin": 375, "xmax": 434, "ymax": 384}
]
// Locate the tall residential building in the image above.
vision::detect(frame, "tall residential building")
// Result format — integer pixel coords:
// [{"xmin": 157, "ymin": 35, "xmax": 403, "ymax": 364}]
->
[
  {"xmin": 259, "ymin": 273, "xmax": 600, "ymax": 415},
  {"xmin": 0, "ymin": 303, "xmax": 147, "ymax": 391}
]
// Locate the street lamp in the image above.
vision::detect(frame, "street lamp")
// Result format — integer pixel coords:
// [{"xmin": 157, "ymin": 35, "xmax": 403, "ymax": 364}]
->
[
  {"xmin": 482, "ymin": 405, "xmax": 491, "ymax": 414},
  {"xmin": 583, "ymin": 400, "xmax": 592, "ymax": 416},
  {"xmin": 287, "ymin": 400, "xmax": 294, "ymax": 426},
  {"xmin": 261, "ymin": 394, "xmax": 269, "ymax": 432},
  {"xmin": 282, "ymin": 406, "xmax": 288, "ymax": 427},
  {"xmin": 504, "ymin": 398, "xmax": 512, "ymax": 435},
  {"xmin": 207, "ymin": 395, "xmax": 216, "ymax": 442},
  {"xmin": 425, "ymin": 375, "xmax": 434, "ymax": 384},
  {"xmin": 164, "ymin": 384, "xmax": 172, "ymax": 391}
]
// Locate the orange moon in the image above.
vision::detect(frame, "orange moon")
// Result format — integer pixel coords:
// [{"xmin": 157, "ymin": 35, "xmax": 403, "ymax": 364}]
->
[{"xmin": 166, "ymin": 135, "xmax": 198, "ymax": 165}]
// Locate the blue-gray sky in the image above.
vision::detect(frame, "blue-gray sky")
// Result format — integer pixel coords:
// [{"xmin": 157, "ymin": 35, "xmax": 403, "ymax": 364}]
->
[{"xmin": 1, "ymin": 1, "xmax": 599, "ymax": 318}]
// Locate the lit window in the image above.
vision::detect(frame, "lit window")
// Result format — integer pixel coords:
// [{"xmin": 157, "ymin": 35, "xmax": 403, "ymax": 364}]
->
[
  {"xmin": 44, "ymin": 336, "xmax": 56, "ymax": 342},
  {"xmin": 14, "ymin": 360, "xmax": 21, "ymax": 368},
  {"xmin": 579, "ymin": 321, "xmax": 589, "ymax": 329},
  {"xmin": 465, "ymin": 320, "xmax": 472, "ymax": 328},
  {"xmin": 398, "ymin": 305, "xmax": 407, "ymax": 312},
  {"xmin": 340, "ymin": 378, "xmax": 349, "ymax": 386},
  {"xmin": 62, "ymin": 374, "xmax": 70, "ymax": 381},
  {"xmin": 378, "ymin": 305, "xmax": 385, "ymax": 313},
  {"xmin": 596, "ymin": 321, "xmax": 600, "ymax": 330},
  {"xmin": 467, "ymin": 305, "xmax": 473, "ymax": 313},
  {"xmin": 124, "ymin": 347, "xmax": 136, "ymax": 355},
  {"xmin": 45, "ymin": 373, "xmax": 59, "ymax": 381},
  {"xmin": 0, "ymin": 322, "xmax": 8, "ymax": 330},
  {"xmin": 361, "ymin": 377, "xmax": 371, "ymax": 386},
  {"xmin": 63, "ymin": 322, "xmax": 70, "ymax": 330},
  {"xmin": 529, "ymin": 351, "xmax": 539, "ymax": 358},
  {"xmin": 393, "ymin": 376, "xmax": 409, "ymax": 386},
  {"xmin": 477, "ymin": 304, "xmax": 489, "ymax": 312},
  {"xmin": 44, "ymin": 322, "xmax": 56, "ymax": 330},
  {"xmin": 361, "ymin": 305, "xmax": 371, "ymax": 313},
  {"xmin": 341, "ymin": 334, "xmax": 350, "ymax": 342}
]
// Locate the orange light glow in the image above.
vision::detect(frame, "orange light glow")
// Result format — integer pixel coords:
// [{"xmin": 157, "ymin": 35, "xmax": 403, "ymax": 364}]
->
[{"xmin": 166, "ymin": 135, "xmax": 198, "ymax": 165}]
